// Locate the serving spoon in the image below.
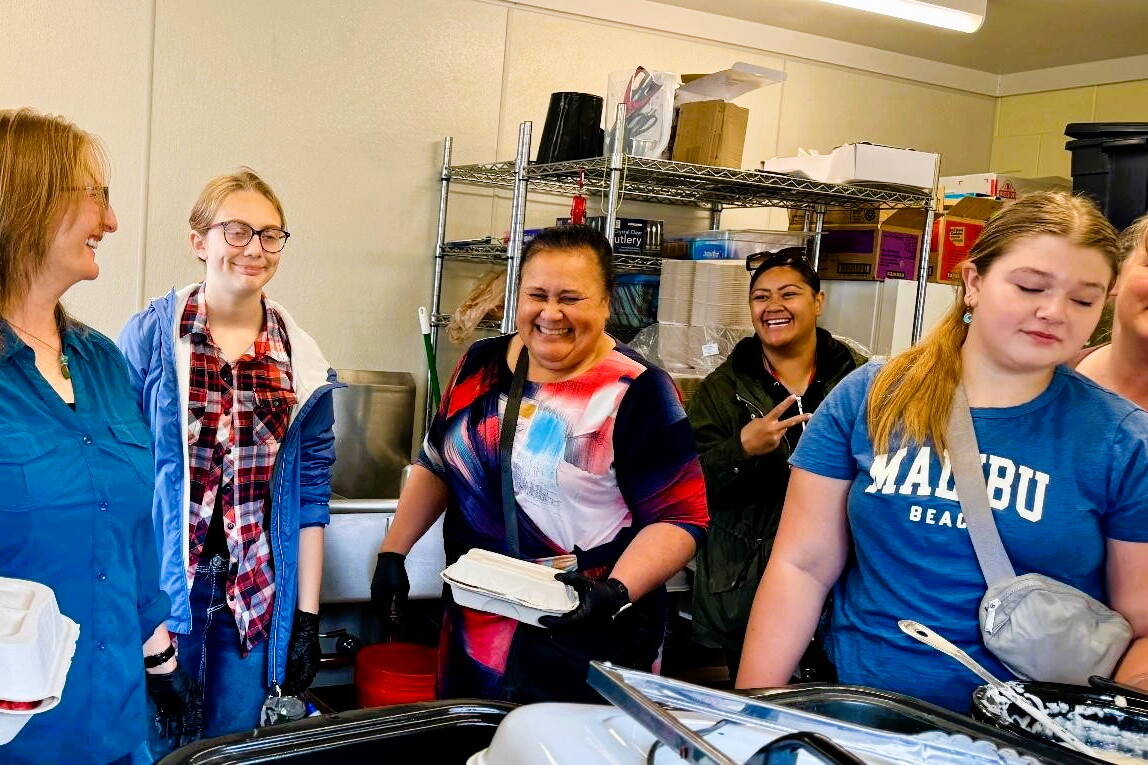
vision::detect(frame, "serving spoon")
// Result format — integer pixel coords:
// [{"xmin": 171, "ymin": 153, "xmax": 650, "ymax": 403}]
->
[{"xmin": 897, "ymin": 619, "xmax": 1095, "ymax": 757}]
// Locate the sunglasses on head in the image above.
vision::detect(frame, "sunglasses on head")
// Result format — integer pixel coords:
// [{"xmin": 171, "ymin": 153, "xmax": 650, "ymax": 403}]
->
[{"xmin": 745, "ymin": 249, "xmax": 809, "ymax": 272}]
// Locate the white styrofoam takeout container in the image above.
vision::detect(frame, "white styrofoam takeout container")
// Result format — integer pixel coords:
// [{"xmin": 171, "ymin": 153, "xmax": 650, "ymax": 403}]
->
[
  {"xmin": 441, "ymin": 549, "xmax": 578, "ymax": 627},
  {"xmin": 0, "ymin": 577, "xmax": 80, "ymax": 745}
]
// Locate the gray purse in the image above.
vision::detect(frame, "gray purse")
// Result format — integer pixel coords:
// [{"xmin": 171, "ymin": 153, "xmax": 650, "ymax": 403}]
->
[{"xmin": 946, "ymin": 386, "xmax": 1132, "ymax": 685}]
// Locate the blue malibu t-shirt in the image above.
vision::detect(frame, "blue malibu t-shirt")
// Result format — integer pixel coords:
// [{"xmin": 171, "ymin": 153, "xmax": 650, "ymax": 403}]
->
[{"xmin": 790, "ymin": 362, "xmax": 1148, "ymax": 713}]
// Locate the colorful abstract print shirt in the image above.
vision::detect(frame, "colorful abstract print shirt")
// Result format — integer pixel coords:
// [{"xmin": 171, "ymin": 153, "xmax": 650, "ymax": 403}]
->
[
  {"xmin": 419, "ymin": 335, "xmax": 708, "ymax": 698},
  {"xmin": 182, "ymin": 285, "xmax": 296, "ymax": 653},
  {"xmin": 419, "ymin": 334, "xmax": 708, "ymax": 564}
]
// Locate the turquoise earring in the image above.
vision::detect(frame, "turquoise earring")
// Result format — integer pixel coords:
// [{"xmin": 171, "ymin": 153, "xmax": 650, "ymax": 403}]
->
[{"xmin": 962, "ymin": 310, "xmax": 973, "ymax": 324}]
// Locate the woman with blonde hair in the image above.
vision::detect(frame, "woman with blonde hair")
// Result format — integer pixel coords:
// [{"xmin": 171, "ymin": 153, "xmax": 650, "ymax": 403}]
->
[
  {"xmin": 736, "ymin": 192, "xmax": 1148, "ymax": 712},
  {"xmin": 0, "ymin": 108, "xmax": 190, "ymax": 763},
  {"xmin": 1075, "ymin": 213, "xmax": 1148, "ymax": 410},
  {"xmin": 118, "ymin": 168, "xmax": 340, "ymax": 748}
]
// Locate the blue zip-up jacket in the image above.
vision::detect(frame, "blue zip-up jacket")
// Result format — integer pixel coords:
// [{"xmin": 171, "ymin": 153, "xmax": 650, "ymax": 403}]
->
[{"xmin": 117, "ymin": 285, "xmax": 343, "ymax": 686}]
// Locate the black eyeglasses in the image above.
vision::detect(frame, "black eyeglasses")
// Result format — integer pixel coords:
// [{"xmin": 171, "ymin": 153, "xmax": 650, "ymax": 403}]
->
[
  {"xmin": 67, "ymin": 185, "xmax": 110, "ymax": 208},
  {"xmin": 745, "ymin": 249, "xmax": 808, "ymax": 272},
  {"xmin": 206, "ymin": 220, "xmax": 291, "ymax": 253}
]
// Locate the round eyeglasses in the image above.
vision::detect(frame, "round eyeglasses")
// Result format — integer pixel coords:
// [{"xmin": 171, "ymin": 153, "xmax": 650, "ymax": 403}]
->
[{"xmin": 206, "ymin": 220, "xmax": 291, "ymax": 253}]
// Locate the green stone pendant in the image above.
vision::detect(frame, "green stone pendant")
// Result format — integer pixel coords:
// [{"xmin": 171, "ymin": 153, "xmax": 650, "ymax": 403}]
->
[{"xmin": 59, "ymin": 353, "xmax": 71, "ymax": 380}]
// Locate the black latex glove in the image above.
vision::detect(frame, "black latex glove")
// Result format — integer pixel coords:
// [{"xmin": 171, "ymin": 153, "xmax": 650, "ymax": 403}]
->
[
  {"xmin": 283, "ymin": 609, "xmax": 321, "ymax": 695},
  {"xmin": 537, "ymin": 572, "xmax": 631, "ymax": 628},
  {"xmin": 146, "ymin": 664, "xmax": 196, "ymax": 741},
  {"xmin": 371, "ymin": 552, "xmax": 410, "ymax": 625}
]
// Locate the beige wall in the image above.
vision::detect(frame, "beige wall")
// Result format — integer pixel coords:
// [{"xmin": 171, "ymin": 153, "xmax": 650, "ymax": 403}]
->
[
  {"xmin": 4, "ymin": 0, "xmax": 996, "ymax": 395},
  {"xmin": 991, "ymin": 80, "xmax": 1148, "ymax": 178}
]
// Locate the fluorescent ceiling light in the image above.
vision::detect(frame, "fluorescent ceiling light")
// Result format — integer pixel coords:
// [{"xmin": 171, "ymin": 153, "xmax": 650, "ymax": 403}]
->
[{"xmin": 819, "ymin": 0, "xmax": 986, "ymax": 33}]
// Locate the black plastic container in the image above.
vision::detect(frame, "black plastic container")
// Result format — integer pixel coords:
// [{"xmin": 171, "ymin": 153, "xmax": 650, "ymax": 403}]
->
[
  {"xmin": 156, "ymin": 700, "xmax": 515, "ymax": 765},
  {"xmin": 971, "ymin": 680, "xmax": 1148, "ymax": 762},
  {"xmin": 1065, "ymin": 122, "xmax": 1148, "ymax": 229},
  {"xmin": 536, "ymin": 92, "xmax": 604, "ymax": 164},
  {"xmin": 747, "ymin": 683, "xmax": 1102, "ymax": 764}
]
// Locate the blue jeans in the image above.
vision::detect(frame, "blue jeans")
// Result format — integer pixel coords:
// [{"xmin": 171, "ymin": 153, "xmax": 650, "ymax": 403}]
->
[{"xmin": 140, "ymin": 555, "xmax": 269, "ymax": 762}]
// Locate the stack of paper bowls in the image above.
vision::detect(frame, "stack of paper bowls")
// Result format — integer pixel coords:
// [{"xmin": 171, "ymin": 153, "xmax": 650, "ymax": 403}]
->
[
  {"xmin": 0, "ymin": 578, "xmax": 79, "ymax": 745},
  {"xmin": 690, "ymin": 261, "xmax": 753, "ymax": 329},
  {"xmin": 656, "ymin": 260, "xmax": 695, "ymax": 325},
  {"xmin": 441, "ymin": 549, "xmax": 578, "ymax": 627}
]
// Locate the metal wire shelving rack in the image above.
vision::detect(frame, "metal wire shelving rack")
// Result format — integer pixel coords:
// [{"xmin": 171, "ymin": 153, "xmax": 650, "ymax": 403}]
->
[{"xmin": 427, "ymin": 109, "xmax": 940, "ymax": 406}]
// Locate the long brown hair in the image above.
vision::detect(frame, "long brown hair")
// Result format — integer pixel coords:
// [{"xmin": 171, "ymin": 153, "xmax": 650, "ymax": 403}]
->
[
  {"xmin": 866, "ymin": 191, "xmax": 1119, "ymax": 454},
  {"xmin": 0, "ymin": 108, "xmax": 106, "ymax": 317}
]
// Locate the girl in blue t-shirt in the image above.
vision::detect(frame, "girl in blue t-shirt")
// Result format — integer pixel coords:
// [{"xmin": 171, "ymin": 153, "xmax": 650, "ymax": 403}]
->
[{"xmin": 736, "ymin": 191, "xmax": 1148, "ymax": 713}]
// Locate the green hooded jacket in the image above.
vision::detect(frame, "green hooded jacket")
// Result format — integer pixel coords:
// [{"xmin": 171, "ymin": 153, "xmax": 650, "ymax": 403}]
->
[{"xmin": 686, "ymin": 327, "xmax": 864, "ymax": 651}]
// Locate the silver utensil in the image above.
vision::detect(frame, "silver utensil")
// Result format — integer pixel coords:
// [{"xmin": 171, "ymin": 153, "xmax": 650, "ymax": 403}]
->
[{"xmin": 897, "ymin": 619, "xmax": 1095, "ymax": 756}]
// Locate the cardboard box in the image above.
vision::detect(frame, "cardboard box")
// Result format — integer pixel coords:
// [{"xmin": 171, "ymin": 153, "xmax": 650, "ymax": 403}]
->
[
  {"xmin": 672, "ymin": 100, "xmax": 748, "ymax": 169},
  {"xmin": 935, "ymin": 197, "xmax": 1003, "ymax": 284},
  {"xmin": 940, "ymin": 173, "xmax": 1070, "ymax": 201},
  {"xmin": 829, "ymin": 143, "xmax": 938, "ymax": 189},
  {"xmin": 877, "ymin": 209, "xmax": 927, "ymax": 280},
  {"xmin": 788, "ymin": 206, "xmax": 892, "ymax": 230},
  {"xmin": 557, "ymin": 216, "xmax": 648, "ymax": 253},
  {"xmin": 764, "ymin": 143, "xmax": 938, "ymax": 188},
  {"xmin": 816, "ymin": 225, "xmax": 881, "ymax": 281}
]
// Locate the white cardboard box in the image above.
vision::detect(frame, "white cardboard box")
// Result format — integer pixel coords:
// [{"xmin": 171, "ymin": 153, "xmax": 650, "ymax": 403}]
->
[
  {"xmin": 828, "ymin": 143, "xmax": 938, "ymax": 189},
  {"xmin": 762, "ymin": 143, "xmax": 938, "ymax": 189}
]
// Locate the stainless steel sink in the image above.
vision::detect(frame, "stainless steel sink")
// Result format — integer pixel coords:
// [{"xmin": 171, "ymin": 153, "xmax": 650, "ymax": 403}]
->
[{"xmin": 321, "ymin": 498, "xmax": 445, "ymax": 604}]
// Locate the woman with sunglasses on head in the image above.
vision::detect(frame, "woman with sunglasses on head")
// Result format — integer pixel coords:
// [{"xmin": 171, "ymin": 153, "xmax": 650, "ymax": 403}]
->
[
  {"xmin": 1075, "ymin": 214, "xmax": 1148, "ymax": 411},
  {"xmin": 686, "ymin": 248, "xmax": 863, "ymax": 680},
  {"xmin": 737, "ymin": 192, "xmax": 1148, "ymax": 712},
  {"xmin": 118, "ymin": 169, "xmax": 340, "ymax": 751},
  {"xmin": 0, "ymin": 108, "xmax": 191, "ymax": 764}
]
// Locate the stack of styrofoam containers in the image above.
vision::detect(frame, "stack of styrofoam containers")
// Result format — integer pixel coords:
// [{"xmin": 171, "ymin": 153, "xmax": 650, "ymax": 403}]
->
[
  {"xmin": 656, "ymin": 260, "xmax": 695, "ymax": 325},
  {"xmin": 0, "ymin": 578, "xmax": 79, "ymax": 745},
  {"xmin": 656, "ymin": 260, "xmax": 696, "ymax": 371},
  {"xmin": 689, "ymin": 261, "xmax": 753, "ymax": 330}
]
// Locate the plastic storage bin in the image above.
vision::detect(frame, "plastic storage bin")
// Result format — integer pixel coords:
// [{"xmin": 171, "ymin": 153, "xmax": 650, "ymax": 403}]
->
[
  {"xmin": 1065, "ymin": 122, "xmax": 1148, "ymax": 229},
  {"xmin": 667, "ymin": 229, "xmax": 807, "ymax": 260},
  {"xmin": 611, "ymin": 274, "xmax": 659, "ymax": 331}
]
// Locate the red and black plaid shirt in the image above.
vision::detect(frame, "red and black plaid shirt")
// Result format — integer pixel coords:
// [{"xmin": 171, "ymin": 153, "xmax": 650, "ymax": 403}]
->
[{"xmin": 182, "ymin": 285, "xmax": 296, "ymax": 653}]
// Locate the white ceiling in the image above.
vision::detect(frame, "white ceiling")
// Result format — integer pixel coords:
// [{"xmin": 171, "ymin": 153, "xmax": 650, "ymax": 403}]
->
[{"xmin": 649, "ymin": 0, "xmax": 1148, "ymax": 75}]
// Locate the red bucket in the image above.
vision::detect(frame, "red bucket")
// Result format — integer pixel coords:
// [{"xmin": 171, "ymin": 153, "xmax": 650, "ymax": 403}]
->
[{"xmin": 355, "ymin": 642, "xmax": 437, "ymax": 707}]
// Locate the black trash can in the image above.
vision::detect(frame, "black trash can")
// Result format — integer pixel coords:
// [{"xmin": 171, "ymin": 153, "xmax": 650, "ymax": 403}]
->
[
  {"xmin": 156, "ymin": 700, "xmax": 515, "ymax": 765},
  {"xmin": 1065, "ymin": 122, "xmax": 1148, "ymax": 229}
]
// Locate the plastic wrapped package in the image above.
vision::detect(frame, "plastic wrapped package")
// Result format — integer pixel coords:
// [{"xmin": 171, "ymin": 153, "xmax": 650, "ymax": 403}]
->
[
  {"xmin": 631, "ymin": 322, "xmax": 874, "ymax": 405},
  {"xmin": 448, "ymin": 269, "xmax": 506, "ymax": 344},
  {"xmin": 604, "ymin": 67, "xmax": 679, "ymax": 158},
  {"xmin": 629, "ymin": 322, "xmax": 753, "ymax": 376}
]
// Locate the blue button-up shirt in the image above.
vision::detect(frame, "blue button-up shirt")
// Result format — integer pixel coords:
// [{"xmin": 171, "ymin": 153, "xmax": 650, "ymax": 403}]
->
[{"xmin": 0, "ymin": 320, "xmax": 169, "ymax": 764}]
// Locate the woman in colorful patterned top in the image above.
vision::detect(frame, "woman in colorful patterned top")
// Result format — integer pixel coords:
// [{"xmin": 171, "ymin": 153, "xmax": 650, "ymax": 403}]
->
[
  {"xmin": 372, "ymin": 225, "xmax": 709, "ymax": 703},
  {"xmin": 118, "ymin": 169, "xmax": 340, "ymax": 751}
]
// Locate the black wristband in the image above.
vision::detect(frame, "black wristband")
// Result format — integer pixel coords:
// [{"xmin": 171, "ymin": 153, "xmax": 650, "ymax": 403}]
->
[{"xmin": 144, "ymin": 642, "xmax": 176, "ymax": 669}]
